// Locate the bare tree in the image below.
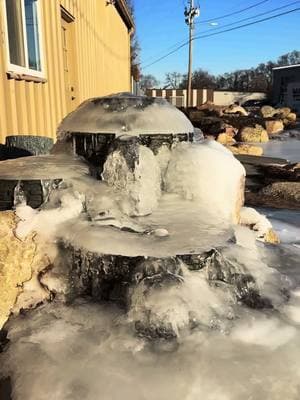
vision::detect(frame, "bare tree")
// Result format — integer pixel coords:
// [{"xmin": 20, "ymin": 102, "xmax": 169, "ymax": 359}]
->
[
  {"xmin": 164, "ymin": 72, "xmax": 183, "ymax": 89},
  {"xmin": 179, "ymin": 69, "xmax": 217, "ymax": 89},
  {"xmin": 140, "ymin": 74, "xmax": 159, "ymax": 90}
]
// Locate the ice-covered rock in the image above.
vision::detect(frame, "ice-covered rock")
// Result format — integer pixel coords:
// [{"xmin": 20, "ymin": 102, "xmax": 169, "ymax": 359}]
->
[
  {"xmin": 239, "ymin": 207, "xmax": 280, "ymax": 244},
  {"xmin": 102, "ymin": 141, "xmax": 161, "ymax": 216},
  {"xmin": 164, "ymin": 140, "xmax": 245, "ymax": 223}
]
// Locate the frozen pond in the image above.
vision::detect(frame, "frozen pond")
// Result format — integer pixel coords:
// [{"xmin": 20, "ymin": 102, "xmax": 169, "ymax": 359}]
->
[{"xmin": 259, "ymin": 137, "xmax": 300, "ymax": 163}]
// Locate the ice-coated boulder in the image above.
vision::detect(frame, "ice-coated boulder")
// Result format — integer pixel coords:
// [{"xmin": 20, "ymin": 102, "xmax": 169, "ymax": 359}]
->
[
  {"xmin": 164, "ymin": 140, "xmax": 245, "ymax": 223},
  {"xmin": 102, "ymin": 138, "xmax": 161, "ymax": 216}
]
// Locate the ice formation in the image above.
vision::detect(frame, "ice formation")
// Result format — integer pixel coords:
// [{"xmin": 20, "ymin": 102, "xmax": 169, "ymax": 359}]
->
[
  {"xmin": 57, "ymin": 93, "xmax": 194, "ymax": 138},
  {"xmin": 164, "ymin": 140, "xmax": 245, "ymax": 222},
  {"xmin": 1, "ymin": 94, "xmax": 299, "ymax": 400},
  {"xmin": 102, "ymin": 144, "xmax": 161, "ymax": 216}
]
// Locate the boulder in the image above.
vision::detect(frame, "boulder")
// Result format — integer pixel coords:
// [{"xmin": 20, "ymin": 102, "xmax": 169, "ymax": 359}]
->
[
  {"xmin": 246, "ymin": 182, "xmax": 300, "ymax": 210},
  {"xmin": 239, "ymin": 207, "xmax": 280, "ymax": 244},
  {"xmin": 283, "ymin": 112, "xmax": 297, "ymax": 127},
  {"xmin": 286, "ymin": 112, "xmax": 297, "ymax": 122},
  {"xmin": 224, "ymin": 104, "xmax": 248, "ymax": 116},
  {"xmin": 217, "ymin": 133, "xmax": 236, "ymax": 145},
  {"xmin": 197, "ymin": 101, "xmax": 224, "ymax": 117},
  {"xmin": 265, "ymin": 119, "xmax": 284, "ymax": 135},
  {"xmin": 0, "ymin": 211, "xmax": 50, "ymax": 329},
  {"xmin": 227, "ymin": 144, "xmax": 263, "ymax": 156},
  {"xmin": 193, "ymin": 116, "xmax": 226, "ymax": 136},
  {"xmin": 274, "ymin": 107, "xmax": 291, "ymax": 118},
  {"xmin": 260, "ymin": 105, "xmax": 275, "ymax": 118},
  {"xmin": 239, "ymin": 125, "xmax": 269, "ymax": 143}
]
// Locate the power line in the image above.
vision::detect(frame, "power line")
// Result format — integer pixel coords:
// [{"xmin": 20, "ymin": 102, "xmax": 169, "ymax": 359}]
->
[
  {"xmin": 142, "ymin": 6, "xmax": 300, "ymax": 69},
  {"xmin": 196, "ymin": 0, "xmax": 270, "ymax": 24},
  {"xmin": 142, "ymin": 1, "xmax": 299, "ymax": 65},
  {"xmin": 195, "ymin": 1, "xmax": 300, "ymax": 34}
]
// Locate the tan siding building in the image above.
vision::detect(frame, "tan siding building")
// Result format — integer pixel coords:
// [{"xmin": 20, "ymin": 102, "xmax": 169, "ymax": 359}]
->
[{"xmin": 0, "ymin": 0, "xmax": 133, "ymax": 143}]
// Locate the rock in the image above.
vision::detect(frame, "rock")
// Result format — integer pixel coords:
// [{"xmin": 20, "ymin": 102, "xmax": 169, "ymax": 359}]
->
[
  {"xmin": 246, "ymin": 182, "xmax": 300, "ymax": 210},
  {"xmin": 260, "ymin": 105, "xmax": 275, "ymax": 118},
  {"xmin": 0, "ymin": 211, "xmax": 50, "ymax": 329},
  {"xmin": 265, "ymin": 119, "xmax": 284, "ymax": 135},
  {"xmin": 274, "ymin": 107, "xmax": 291, "ymax": 118},
  {"xmin": 197, "ymin": 101, "xmax": 224, "ymax": 117},
  {"xmin": 102, "ymin": 140, "xmax": 162, "ymax": 216},
  {"xmin": 286, "ymin": 112, "xmax": 297, "ymax": 122},
  {"xmin": 217, "ymin": 133, "xmax": 236, "ymax": 145},
  {"xmin": 239, "ymin": 125, "xmax": 269, "ymax": 143},
  {"xmin": 264, "ymin": 228, "xmax": 280, "ymax": 244},
  {"xmin": 227, "ymin": 144, "xmax": 263, "ymax": 156},
  {"xmin": 225, "ymin": 124, "xmax": 238, "ymax": 137},
  {"xmin": 283, "ymin": 112, "xmax": 297, "ymax": 128},
  {"xmin": 260, "ymin": 182, "xmax": 300, "ymax": 208},
  {"xmin": 224, "ymin": 105, "xmax": 248, "ymax": 116},
  {"xmin": 192, "ymin": 116, "xmax": 226, "ymax": 136},
  {"xmin": 239, "ymin": 207, "xmax": 280, "ymax": 244}
]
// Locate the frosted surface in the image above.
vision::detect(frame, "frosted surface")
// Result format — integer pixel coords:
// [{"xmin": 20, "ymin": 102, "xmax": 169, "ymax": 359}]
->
[
  {"xmin": 57, "ymin": 93, "xmax": 194, "ymax": 137},
  {"xmin": 0, "ymin": 154, "xmax": 89, "ymax": 179},
  {"xmin": 61, "ymin": 194, "xmax": 233, "ymax": 257},
  {"xmin": 2, "ymin": 244, "xmax": 300, "ymax": 400}
]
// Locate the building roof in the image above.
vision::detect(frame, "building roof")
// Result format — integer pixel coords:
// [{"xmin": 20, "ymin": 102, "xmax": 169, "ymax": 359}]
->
[
  {"xmin": 273, "ymin": 64, "xmax": 300, "ymax": 70},
  {"xmin": 115, "ymin": 0, "xmax": 135, "ymax": 32}
]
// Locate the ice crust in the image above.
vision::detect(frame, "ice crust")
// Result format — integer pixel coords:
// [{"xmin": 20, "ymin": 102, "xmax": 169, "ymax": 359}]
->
[{"xmin": 57, "ymin": 93, "xmax": 194, "ymax": 138}]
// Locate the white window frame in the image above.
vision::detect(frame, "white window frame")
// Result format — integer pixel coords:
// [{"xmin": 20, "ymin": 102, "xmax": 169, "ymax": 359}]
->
[{"xmin": 2, "ymin": 0, "xmax": 45, "ymax": 79}]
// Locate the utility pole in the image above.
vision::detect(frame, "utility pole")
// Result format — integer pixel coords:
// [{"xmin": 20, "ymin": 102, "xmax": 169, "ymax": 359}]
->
[{"xmin": 185, "ymin": 1, "xmax": 200, "ymax": 108}]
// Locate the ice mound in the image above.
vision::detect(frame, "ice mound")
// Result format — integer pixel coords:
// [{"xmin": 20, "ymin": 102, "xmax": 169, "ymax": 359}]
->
[{"xmin": 164, "ymin": 140, "xmax": 245, "ymax": 222}]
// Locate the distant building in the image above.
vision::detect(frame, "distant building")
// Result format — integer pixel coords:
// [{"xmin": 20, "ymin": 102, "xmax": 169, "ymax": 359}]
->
[
  {"xmin": 273, "ymin": 64, "xmax": 300, "ymax": 114},
  {"xmin": 146, "ymin": 88, "xmax": 266, "ymax": 108},
  {"xmin": 0, "ymin": 0, "xmax": 134, "ymax": 143}
]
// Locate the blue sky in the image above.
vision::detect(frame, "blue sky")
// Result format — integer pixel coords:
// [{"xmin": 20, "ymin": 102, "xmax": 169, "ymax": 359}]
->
[{"xmin": 134, "ymin": 0, "xmax": 300, "ymax": 85}]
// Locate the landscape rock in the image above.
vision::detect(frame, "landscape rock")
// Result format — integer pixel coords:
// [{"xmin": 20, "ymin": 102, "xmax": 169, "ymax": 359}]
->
[
  {"xmin": 260, "ymin": 105, "xmax": 276, "ymax": 118},
  {"xmin": 265, "ymin": 119, "xmax": 284, "ymax": 135},
  {"xmin": 274, "ymin": 107, "xmax": 291, "ymax": 118},
  {"xmin": 227, "ymin": 144, "xmax": 263, "ymax": 156},
  {"xmin": 239, "ymin": 125, "xmax": 269, "ymax": 143},
  {"xmin": 224, "ymin": 104, "xmax": 248, "ymax": 116},
  {"xmin": 197, "ymin": 101, "xmax": 224, "ymax": 117},
  {"xmin": 246, "ymin": 182, "xmax": 300, "ymax": 210},
  {"xmin": 0, "ymin": 211, "xmax": 50, "ymax": 329},
  {"xmin": 286, "ymin": 112, "xmax": 297, "ymax": 122},
  {"xmin": 217, "ymin": 133, "xmax": 236, "ymax": 145}
]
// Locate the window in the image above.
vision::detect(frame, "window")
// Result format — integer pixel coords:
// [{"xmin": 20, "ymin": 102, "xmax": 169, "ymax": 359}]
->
[{"xmin": 4, "ymin": 0, "xmax": 43, "ymax": 76}]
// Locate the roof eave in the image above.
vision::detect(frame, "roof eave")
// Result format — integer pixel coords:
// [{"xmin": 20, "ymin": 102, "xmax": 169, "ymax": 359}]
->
[{"xmin": 115, "ymin": 0, "xmax": 135, "ymax": 33}]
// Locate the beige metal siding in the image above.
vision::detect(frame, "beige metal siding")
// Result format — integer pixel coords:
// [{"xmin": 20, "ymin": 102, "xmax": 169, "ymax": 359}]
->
[{"xmin": 0, "ymin": 0, "xmax": 131, "ymax": 144}]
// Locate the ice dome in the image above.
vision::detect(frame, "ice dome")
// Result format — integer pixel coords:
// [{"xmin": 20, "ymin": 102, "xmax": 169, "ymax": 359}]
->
[{"xmin": 57, "ymin": 92, "xmax": 194, "ymax": 137}]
